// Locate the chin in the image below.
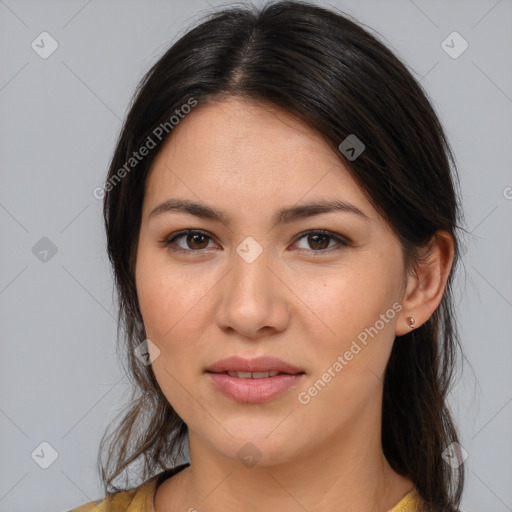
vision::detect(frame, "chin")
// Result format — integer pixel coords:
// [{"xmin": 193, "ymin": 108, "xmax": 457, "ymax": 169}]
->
[{"xmin": 197, "ymin": 424, "xmax": 306, "ymax": 468}]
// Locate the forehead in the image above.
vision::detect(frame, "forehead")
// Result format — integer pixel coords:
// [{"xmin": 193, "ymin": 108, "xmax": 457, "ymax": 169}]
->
[{"xmin": 142, "ymin": 98, "xmax": 374, "ymax": 221}]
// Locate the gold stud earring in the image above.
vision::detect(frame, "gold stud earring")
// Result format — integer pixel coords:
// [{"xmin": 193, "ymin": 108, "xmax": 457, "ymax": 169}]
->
[{"xmin": 407, "ymin": 316, "xmax": 415, "ymax": 329}]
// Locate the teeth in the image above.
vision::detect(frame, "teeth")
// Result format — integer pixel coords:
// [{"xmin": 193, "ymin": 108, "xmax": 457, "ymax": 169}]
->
[
  {"xmin": 226, "ymin": 371, "xmax": 281, "ymax": 379},
  {"xmin": 228, "ymin": 371, "xmax": 252, "ymax": 379}
]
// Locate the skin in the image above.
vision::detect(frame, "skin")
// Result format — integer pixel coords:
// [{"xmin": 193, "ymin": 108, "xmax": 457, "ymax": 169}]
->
[{"xmin": 135, "ymin": 97, "xmax": 454, "ymax": 512}]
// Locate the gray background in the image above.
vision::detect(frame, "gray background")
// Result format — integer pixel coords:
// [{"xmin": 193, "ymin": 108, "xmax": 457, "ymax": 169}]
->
[{"xmin": 0, "ymin": 0, "xmax": 511, "ymax": 511}]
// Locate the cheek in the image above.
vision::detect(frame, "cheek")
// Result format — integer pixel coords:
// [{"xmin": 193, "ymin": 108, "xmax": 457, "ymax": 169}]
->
[
  {"xmin": 135, "ymin": 248, "xmax": 221, "ymax": 410},
  {"xmin": 296, "ymin": 255, "xmax": 403, "ymax": 383},
  {"xmin": 300, "ymin": 260, "xmax": 401, "ymax": 336},
  {"xmin": 294, "ymin": 269, "xmax": 401, "ymax": 434},
  {"xmin": 135, "ymin": 252, "xmax": 209, "ymax": 419},
  {"xmin": 136, "ymin": 246, "xmax": 210, "ymax": 341}
]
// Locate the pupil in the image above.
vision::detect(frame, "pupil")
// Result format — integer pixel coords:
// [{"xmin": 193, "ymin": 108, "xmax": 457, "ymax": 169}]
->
[
  {"xmin": 309, "ymin": 234, "xmax": 328, "ymax": 250},
  {"xmin": 189, "ymin": 234, "xmax": 207, "ymax": 249}
]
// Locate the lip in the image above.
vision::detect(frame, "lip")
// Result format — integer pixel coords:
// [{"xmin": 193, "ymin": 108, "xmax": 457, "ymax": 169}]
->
[
  {"xmin": 205, "ymin": 355, "xmax": 304, "ymax": 374},
  {"xmin": 206, "ymin": 372, "xmax": 305, "ymax": 403},
  {"xmin": 205, "ymin": 355, "xmax": 305, "ymax": 404}
]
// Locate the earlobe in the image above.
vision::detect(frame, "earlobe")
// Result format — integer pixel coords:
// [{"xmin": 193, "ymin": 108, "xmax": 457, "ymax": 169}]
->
[{"xmin": 395, "ymin": 231, "xmax": 455, "ymax": 336}]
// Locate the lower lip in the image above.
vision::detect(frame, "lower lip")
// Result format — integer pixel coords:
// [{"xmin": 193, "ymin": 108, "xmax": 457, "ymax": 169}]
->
[{"xmin": 206, "ymin": 372, "xmax": 305, "ymax": 403}]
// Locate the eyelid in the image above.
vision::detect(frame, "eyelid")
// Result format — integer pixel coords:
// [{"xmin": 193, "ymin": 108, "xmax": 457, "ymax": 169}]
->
[
  {"xmin": 291, "ymin": 229, "xmax": 352, "ymax": 252},
  {"xmin": 161, "ymin": 229, "xmax": 218, "ymax": 252},
  {"xmin": 162, "ymin": 228, "xmax": 352, "ymax": 253}
]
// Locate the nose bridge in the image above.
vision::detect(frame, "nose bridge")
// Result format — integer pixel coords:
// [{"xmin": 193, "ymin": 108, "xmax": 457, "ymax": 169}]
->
[
  {"xmin": 215, "ymin": 238, "xmax": 289, "ymax": 337},
  {"xmin": 229, "ymin": 238, "xmax": 274, "ymax": 304}
]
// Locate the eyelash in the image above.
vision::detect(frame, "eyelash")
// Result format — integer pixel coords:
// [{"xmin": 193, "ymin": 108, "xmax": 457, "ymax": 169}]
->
[{"xmin": 161, "ymin": 229, "xmax": 352, "ymax": 255}]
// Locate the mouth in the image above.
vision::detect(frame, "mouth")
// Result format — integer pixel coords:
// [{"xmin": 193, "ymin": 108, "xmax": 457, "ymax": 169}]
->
[
  {"xmin": 205, "ymin": 369, "xmax": 306, "ymax": 403},
  {"xmin": 205, "ymin": 355, "xmax": 305, "ymax": 376},
  {"xmin": 204, "ymin": 356, "xmax": 306, "ymax": 403},
  {"xmin": 206, "ymin": 370, "xmax": 305, "ymax": 379}
]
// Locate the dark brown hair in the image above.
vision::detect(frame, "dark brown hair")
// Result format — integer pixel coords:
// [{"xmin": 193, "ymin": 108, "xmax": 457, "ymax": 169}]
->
[{"xmin": 98, "ymin": 1, "xmax": 466, "ymax": 510}]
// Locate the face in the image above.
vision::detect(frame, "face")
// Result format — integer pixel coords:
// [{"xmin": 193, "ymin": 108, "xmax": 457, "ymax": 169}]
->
[{"xmin": 135, "ymin": 97, "xmax": 408, "ymax": 466}]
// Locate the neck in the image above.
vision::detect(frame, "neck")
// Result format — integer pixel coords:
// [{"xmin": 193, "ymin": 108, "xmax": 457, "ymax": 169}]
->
[{"xmin": 156, "ymin": 414, "xmax": 414, "ymax": 512}]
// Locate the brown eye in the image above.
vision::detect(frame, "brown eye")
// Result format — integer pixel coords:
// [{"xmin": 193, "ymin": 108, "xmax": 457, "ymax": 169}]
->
[
  {"xmin": 163, "ymin": 230, "xmax": 215, "ymax": 251},
  {"xmin": 294, "ymin": 230, "xmax": 350, "ymax": 252},
  {"xmin": 186, "ymin": 233, "xmax": 209, "ymax": 250},
  {"xmin": 307, "ymin": 233, "xmax": 330, "ymax": 250}
]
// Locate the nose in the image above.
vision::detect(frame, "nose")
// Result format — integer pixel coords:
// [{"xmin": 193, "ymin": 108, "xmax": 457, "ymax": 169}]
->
[{"xmin": 214, "ymin": 246, "xmax": 290, "ymax": 340}]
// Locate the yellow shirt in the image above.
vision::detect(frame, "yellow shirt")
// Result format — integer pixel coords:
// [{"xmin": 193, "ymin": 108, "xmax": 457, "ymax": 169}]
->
[{"xmin": 68, "ymin": 463, "xmax": 421, "ymax": 512}]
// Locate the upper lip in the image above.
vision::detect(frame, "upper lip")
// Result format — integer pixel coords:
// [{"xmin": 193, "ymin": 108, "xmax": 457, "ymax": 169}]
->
[{"xmin": 206, "ymin": 356, "xmax": 305, "ymax": 374}]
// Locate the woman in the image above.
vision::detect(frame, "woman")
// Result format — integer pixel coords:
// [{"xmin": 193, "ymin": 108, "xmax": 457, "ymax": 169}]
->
[{"xmin": 71, "ymin": 1, "xmax": 465, "ymax": 510}]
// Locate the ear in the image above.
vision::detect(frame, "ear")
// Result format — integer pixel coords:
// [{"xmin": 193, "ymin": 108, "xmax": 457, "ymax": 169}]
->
[{"xmin": 395, "ymin": 231, "xmax": 455, "ymax": 336}]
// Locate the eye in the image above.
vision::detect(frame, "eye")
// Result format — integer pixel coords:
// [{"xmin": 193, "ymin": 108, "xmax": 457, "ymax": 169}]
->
[
  {"xmin": 162, "ymin": 229, "xmax": 217, "ymax": 252},
  {"xmin": 292, "ymin": 230, "xmax": 351, "ymax": 253},
  {"xmin": 162, "ymin": 229, "xmax": 351, "ymax": 254}
]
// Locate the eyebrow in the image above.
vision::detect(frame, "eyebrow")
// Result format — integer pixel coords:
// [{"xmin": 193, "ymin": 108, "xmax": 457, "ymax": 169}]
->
[{"xmin": 148, "ymin": 198, "xmax": 370, "ymax": 225}]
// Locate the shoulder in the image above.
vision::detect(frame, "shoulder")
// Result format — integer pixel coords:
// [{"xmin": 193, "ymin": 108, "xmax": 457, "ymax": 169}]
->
[
  {"xmin": 388, "ymin": 488, "xmax": 422, "ymax": 512},
  {"xmin": 66, "ymin": 478, "xmax": 156, "ymax": 512},
  {"xmin": 67, "ymin": 463, "xmax": 190, "ymax": 512},
  {"xmin": 66, "ymin": 498, "xmax": 105, "ymax": 512}
]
